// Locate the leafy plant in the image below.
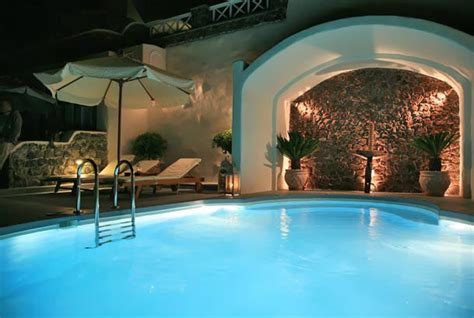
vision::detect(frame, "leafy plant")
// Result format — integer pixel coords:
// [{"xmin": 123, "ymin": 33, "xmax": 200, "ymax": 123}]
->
[
  {"xmin": 412, "ymin": 132, "xmax": 457, "ymax": 171},
  {"xmin": 277, "ymin": 131, "xmax": 319, "ymax": 169},
  {"xmin": 212, "ymin": 129, "xmax": 232, "ymax": 155},
  {"xmin": 132, "ymin": 132, "xmax": 167, "ymax": 160}
]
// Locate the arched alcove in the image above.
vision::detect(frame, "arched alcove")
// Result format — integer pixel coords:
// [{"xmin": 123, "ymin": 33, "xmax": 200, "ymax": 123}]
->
[
  {"xmin": 232, "ymin": 16, "xmax": 474, "ymax": 198},
  {"xmin": 291, "ymin": 68, "xmax": 460, "ymax": 194}
]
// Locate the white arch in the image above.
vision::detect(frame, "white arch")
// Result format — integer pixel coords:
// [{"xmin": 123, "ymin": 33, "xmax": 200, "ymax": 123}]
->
[{"xmin": 233, "ymin": 16, "xmax": 474, "ymax": 198}]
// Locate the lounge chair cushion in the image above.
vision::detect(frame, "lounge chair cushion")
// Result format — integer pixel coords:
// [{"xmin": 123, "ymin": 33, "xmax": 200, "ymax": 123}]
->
[
  {"xmin": 157, "ymin": 158, "xmax": 201, "ymax": 180},
  {"xmin": 134, "ymin": 160, "xmax": 161, "ymax": 175},
  {"xmin": 100, "ymin": 155, "xmax": 135, "ymax": 176}
]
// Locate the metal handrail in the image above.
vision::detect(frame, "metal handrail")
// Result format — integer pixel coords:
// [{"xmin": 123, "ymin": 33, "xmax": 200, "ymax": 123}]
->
[
  {"xmin": 73, "ymin": 159, "xmax": 100, "ymax": 247},
  {"xmin": 112, "ymin": 160, "xmax": 136, "ymax": 238}
]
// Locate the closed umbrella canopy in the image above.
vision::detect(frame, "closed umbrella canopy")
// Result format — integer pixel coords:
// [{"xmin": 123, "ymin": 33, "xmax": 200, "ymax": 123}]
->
[
  {"xmin": 0, "ymin": 84, "xmax": 55, "ymax": 104},
  {"xmin": 34, "ymin": 55, "xmax": 195, "ymax": 160}
]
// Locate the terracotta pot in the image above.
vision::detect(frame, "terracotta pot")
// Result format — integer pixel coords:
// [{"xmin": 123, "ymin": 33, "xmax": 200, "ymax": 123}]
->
[
  {"xmin": 419, "ymin": 171, "xmax": 451, "ymax": 197},
  {"xmin": 284, "ymin": 169, "xmax": 309, "ymax": 190}
]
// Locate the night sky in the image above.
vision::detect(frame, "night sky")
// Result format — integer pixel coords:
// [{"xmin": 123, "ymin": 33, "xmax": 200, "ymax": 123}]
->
[
  {"xmin": 0, "ymin": 0, "xmax": 473, "ymax": 77},
  {"xmin": 133, "ymin": 0, "xmax": 223, "ymax": 21}
]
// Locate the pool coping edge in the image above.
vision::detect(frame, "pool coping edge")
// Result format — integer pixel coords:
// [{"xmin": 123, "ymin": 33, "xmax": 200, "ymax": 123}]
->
[{"xmin": 1, "ymin": 194, "xmax": 472, "ymax": 238}]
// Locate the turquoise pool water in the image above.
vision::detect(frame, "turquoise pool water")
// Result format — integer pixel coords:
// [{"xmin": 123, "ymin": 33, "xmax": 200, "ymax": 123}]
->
[{"xmin": 1, "ymin": 200, "xmax": 473, "ymax": 317}]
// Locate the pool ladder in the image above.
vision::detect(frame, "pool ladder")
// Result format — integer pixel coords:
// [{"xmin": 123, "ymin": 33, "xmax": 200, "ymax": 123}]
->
[{"xmin": 74, "ymin": 159, "xmax": 136, "ymax": 247}]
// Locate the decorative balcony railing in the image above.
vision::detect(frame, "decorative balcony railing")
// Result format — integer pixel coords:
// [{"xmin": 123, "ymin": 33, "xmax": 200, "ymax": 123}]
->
[
  {"xmin": 150, "ymin": 12, "xmax": 192, "ymax": 35},
  {"xmin": 149, "ymin": 0, "xmax": 272, "ymax": 36},
  {"xmin": 211, "ymin": 0, "xmax": 270, "ymax": 22}
]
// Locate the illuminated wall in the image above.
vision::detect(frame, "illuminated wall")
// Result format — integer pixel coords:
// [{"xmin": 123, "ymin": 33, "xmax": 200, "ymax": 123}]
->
[
  {"xmin": 233, "ymin": 17, "xmax": 473, "ymax": 198},
  {"xmin": 290, "ymin": 68, "xmax": 460, "ymax": 194}
]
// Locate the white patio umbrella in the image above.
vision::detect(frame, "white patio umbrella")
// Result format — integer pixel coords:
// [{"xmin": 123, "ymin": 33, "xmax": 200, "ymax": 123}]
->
[{"xmin": 34, "ymin": 55, "xmax": 195, "ymax": 160}]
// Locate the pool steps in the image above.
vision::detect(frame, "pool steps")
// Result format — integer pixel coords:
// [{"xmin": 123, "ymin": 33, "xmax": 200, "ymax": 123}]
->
[
  {"xmin": 93, "ymin": 159, "xmax": 137, "ymax": 247},
  {"xmin": 72, "ymin": 159, "xmax": 137, "ymax": 247}
]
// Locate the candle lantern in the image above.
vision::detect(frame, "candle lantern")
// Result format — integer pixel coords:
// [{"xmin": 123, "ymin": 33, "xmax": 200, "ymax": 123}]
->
[
  {"xmin": 218, "ymin": 158, "xmax": 233, "ymax": 193},
  {"xmin": 225, "ymin": 171, "xmax": 240, "ymax": 197}
]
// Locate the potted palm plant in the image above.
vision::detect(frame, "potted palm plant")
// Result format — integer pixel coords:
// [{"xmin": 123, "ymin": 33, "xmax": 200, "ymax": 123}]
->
[
  {"xmin": 412, "ymin": 132, "xmax": 457, "ymax": 196},
  {"xmin": 277, "ymin": 131, "xmax": 319, "ymax": 190}
]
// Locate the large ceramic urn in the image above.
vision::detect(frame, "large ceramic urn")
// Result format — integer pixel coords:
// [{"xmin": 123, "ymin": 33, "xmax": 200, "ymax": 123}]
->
[
  {"xmin": 419, "ymin": 171, "xmax": 451, "ymax": 197},
  {"xmin": 284, "ymin": 169, "xmax": 309, "ymax": 190}
]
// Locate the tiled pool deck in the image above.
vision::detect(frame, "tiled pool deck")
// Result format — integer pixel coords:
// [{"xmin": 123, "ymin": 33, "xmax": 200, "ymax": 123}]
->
[{"xmin": 0, "ymin": 187, "xmax": 473, "ymax": 229}]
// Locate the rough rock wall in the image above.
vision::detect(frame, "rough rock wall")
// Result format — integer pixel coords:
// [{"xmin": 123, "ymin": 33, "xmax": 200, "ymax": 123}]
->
[
  {"xmin": 290, "ymin": 68, "xmax": 460, "ymax": 194},
  {"xmin": 8, "ymin": 131, "xmax": 107, "ymax": 187}
]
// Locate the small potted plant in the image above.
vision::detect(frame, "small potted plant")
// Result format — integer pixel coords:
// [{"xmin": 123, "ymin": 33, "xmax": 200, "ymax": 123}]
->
[
  {"xmin": 277, "ymin": 131, "xmax": 319, "ymax": 190},
  {"xmin": 132, "ymin": 132, "xmax": 167, "ymax": 161},
  {"xmin": 212, "ymin": 129, "xmax": 233, "ymax": 192},
  {"xmin": 412, "ymin": 132, "xmax": 457, "ymax": 196}
]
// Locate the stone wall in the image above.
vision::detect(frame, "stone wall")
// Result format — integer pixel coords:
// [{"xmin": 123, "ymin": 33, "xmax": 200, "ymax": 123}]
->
[
  {"xmin": 290, "ymin": 68, "xmax": 460, "ymax": 194},
  {"xmin": 8, "ymin": 131, "xmax": 107, "ymax": 187}
]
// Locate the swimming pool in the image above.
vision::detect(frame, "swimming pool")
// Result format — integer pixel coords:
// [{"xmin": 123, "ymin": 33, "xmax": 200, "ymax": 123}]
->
[{"xmin": 1, "ymin": 198, "xmax": 473, "ymax": 317}]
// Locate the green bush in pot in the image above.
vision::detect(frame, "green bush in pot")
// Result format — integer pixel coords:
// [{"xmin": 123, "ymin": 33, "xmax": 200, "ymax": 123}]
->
[{"xmin": 132, "ymin": 132, "xmax": 167, "ymax": 160}]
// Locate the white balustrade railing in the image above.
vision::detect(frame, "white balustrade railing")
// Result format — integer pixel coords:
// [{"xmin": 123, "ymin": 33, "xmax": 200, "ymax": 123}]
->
[
  {"xmin": 211, "ymin": 0, "xmax": 270, "ymax": 23},
  {"xmin": 148, "ymin": 0, "xmax": 271, "ymax": 35},
  {"xmin": 149, "ymin": 12, "xmax": 192, "ymax": 35}
]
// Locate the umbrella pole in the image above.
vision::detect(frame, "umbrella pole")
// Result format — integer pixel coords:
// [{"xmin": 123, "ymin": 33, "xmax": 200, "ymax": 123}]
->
[{"xmin": 117, "ymin": 80, "xmax": 123, "ymax": 162}]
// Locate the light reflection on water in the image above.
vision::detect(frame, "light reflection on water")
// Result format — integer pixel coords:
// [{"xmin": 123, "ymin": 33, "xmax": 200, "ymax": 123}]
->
[
  {"xmin": 368, "ymin": 207, "xmax": 379, "ymax": 239},
  {"xmin": 279, "ymin": 208, "xmax": 290, "ymax": 240}
]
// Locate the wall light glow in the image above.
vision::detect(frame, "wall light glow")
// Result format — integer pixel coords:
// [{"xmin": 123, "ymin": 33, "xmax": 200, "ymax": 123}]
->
[{"xmin": 430, "ymin": 91, "xmax": 448, "ymax": 107}]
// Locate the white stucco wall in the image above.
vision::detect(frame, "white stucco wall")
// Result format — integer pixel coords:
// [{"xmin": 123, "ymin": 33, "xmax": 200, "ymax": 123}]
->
[
  {"xmin": 110, "ymin": 0, "xmax": 472, "ymax": 186},
  {"xmin": 106, "ymin": 45, "xmax": 166, "ymax": 161},
  {"xmin": 150, "ymin": 32, "xmax": 279, "ymax": 180},
  {"xmin": 233, "ymin": 17, "xmax": 474, "ymax": 198},
  {"xmin": 107, "ymin": 98, "xmax": 153, "ymax": 161}
]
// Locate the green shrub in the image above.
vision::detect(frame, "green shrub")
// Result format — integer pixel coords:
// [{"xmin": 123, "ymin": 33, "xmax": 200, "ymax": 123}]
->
[
  {"xmin": 277, "ymin": 131, "xmax": 319, "ymax": 169},
  {"xmin": 132, "ymin": 132, "xmax": 167, "ymax": 160},
  {"xmin": 212, "ymin": 129, "xmax": 232, "ymax": 155}
]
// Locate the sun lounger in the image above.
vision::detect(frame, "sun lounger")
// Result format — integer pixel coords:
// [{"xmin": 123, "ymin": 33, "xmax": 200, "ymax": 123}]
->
[
  {"xmin": 133, "ymin": 160, "xmax": 162, "ymax": 176},
  {"xmin": 43, "ymin": 155, "xmax": 135, "ymax": 193},
  {"xmin": 122, "ymin": 158, "xmax": 204, "ymax": 198}
]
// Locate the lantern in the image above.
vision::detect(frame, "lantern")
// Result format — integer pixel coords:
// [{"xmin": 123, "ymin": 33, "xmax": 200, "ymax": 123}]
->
[{"xmin": 225, "ymin": 172, "xmax": 240, "ymax": 197}]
